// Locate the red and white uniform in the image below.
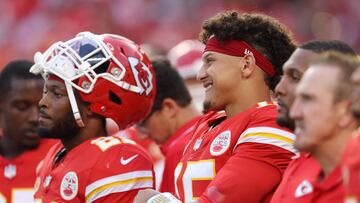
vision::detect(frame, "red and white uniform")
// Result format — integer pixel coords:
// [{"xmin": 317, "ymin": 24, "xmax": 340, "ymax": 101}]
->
[
  {"xmin": 115, "ymin": 127, "xmax": 163, "ymax": 162},
  {"xmin": 342, "ymin": 133, "xmax": 360, "ymax": 203},
  {"xmin": 175, "ymin": 102, "xmax": 297, "ymax": 203},
  {"xmin": 0, "ymin": 139, "xmax": 56, "ymax": 203},
  {"xmin": 160, "ymin": 116, "xmax": 202, "ymax": 194},
  {"xmin": 34, "ymin": 136, "xmax": 155, "ymax": 203},
  {"xmin": 271, "ymin": 153, "xmax": 344, "ymax": 203}
]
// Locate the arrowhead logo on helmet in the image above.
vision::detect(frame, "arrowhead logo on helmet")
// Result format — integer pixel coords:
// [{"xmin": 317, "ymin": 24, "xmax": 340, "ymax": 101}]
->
[
  {"xmin": 30, "ymin": 31, "xmax": 156, "ymax": 130},
  {"xmin": 128, "ymin": 56, "xmax": 154, "ymax": 96}
]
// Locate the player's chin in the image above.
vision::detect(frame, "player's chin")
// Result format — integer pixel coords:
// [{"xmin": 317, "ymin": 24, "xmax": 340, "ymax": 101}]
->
[
  {"xmin": 294, "ymin": 138, "xmax": 311, "ymax": 152},
  {"xmin": 38, "ymin": 126, "xmax": 56, "ymax": 138},
  {"xmin": 277, "ymin": 103, "xmax": 287, "ymax": 114},
  {"xmin": 21, "ymin": 136, "xmax": 41, "ymax": 149}
]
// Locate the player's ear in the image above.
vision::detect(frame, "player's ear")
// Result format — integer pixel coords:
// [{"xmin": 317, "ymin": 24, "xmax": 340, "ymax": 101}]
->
[
  {"xmin": 338, "ymin": 100, "xmax": 355, "ymax": 128},
  {"xmin": 160, "ymin": 98, "xmax": 178, "ymax": 119},
  {"xmin": 241, "ymin": 54, "xmax": 256, "ymax": 78}
]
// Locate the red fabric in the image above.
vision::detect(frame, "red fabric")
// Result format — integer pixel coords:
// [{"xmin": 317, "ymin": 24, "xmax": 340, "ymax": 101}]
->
[
  {"xmin": 34, "ymin": 136, "xmax": 155, "ymax": 203},
  {"xmin": 271, "ymin": 153, "xmax": 344, "ymax": 203},
  {"xmin": 204, "ymin": 37, "xmax": 275, "ymax": 76},
  {"xmin": 0, "ymin": 139, "xmax": 57, "ymax": 202},
  {"xmin": 114, "ymin": 127, "xmax": 162, "ymax": 162},
  {"xmin": 159, "ymin": 116, "xmax": 202, "ymax": 194},
  {"xmin": 341, "ymin": 133, "xmax": 360, "ymax": 202},
  {"xmin": 48, "ymin": 74, "xmax": 64, "ymax": 83},
  {"xmin": 175, "ymin": 102, "xmax": 296, "ymax": 202}
]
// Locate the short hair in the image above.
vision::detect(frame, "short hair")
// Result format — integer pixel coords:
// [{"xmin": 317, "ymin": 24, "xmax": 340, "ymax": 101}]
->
[
  {"xmin": 0, "ymin": 60, "xmax": 42, "ymax": 102},
  {"xmin": 199, "ymin": 11, "xmax": 297, "ymax": 90},
  {"xmin": 150, "ymin": 56, "xmax": 192, "ymax": 112},
  {"xmin": 300, "ymin": 40, "xmax": 357, "ymax": 55},
  {"xmin": 311, "ymin": 51, "xmax": 360, "ymax": 102}
]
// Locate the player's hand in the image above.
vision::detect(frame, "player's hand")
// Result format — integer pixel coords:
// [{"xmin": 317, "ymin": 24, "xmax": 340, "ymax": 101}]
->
[{"xmin": 134, "ymin": 189, "xmax": 160, "ymax": 203}]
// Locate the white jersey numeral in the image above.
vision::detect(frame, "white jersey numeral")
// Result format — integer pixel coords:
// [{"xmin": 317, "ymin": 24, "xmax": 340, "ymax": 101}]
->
[
  {"xmin": 91, "ymin": 137, "xmax": 121, "ymax": 151},
  {"xmin": 174, "ymin": 159, "xmax": 216, "ymax": 202},
  {"xmin": 0, "ymin": 188, "xmax": 34, "ymax": 203}
]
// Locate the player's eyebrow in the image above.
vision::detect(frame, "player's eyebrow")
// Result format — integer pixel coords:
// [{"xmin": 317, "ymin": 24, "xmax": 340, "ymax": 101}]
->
[{"xmin": 202, "ymin": 53, "xmax": 213, "ymax": 61}]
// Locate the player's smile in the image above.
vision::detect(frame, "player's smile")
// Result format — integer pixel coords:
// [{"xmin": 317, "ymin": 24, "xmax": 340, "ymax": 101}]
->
[{"xmin": 203, "ymin": 80, "xmax": 213, "ymax": 92}]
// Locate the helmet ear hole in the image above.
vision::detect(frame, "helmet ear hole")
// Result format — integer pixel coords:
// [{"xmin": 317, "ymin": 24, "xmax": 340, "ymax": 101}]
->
[
  {"xmin": 120, "ymin": 47, "xmax": 125, "ymax": 54},
  {"xmin": 109, "ymin": 90, "xmax": 122, "ymax": 105}
]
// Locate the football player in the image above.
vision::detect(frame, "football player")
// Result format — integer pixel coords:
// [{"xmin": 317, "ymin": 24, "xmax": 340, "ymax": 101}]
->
[
  {"xmin": 284, "ymin": 52, "xmax": 358, "ymax": 202},
  {"xmin": 341, "ymin": 57, "xmax": 360, "ymax": 202},
  {"xmin": 0, "ymin": 60, "xmax": 56, "ymax": 203},
  {"xmin": 136, "ymin": 56, "xmax": 202, "ymax": 194},
  {"xmin": 135, "ymin": 11, "xmax": 298, "ymax": 203},
  {"xmin": 276, "ymin": 40, "xmax": 357, "ymax": 131},
  {"xmin": 272, "ymin": 41, "xmax": 357, "ymax": 202},
  {"xmin": 31, "ymin": 32, "xmax": 156, "ymax": 202}
]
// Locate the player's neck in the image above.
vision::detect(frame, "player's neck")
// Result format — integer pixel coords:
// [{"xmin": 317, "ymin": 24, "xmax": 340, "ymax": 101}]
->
[
  {"xmin": 225, "ymin": 76, "xmax": 271, "ymax": 118},
  {"xmin": 175, "ymin": 105, "xmax": 200, "ymax": 130},
  {"xmin": 0, "ymin": 137, "xmax": 28, "ymax": 159},
  {"xmin": 225, "ymin": 90, "xmax": 270, "ymax": 118},
  {"xmin": 313, "ymin": 128, "xmax": 355, "ymax": 177},
  {"xmin": 61, "ymin": 121, "xmax": 106, "ymax": 152}
]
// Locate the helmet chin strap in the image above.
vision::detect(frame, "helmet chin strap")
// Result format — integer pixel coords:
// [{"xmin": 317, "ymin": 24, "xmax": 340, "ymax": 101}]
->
[{"xmin": 65, "ymin": 81, "xmax": 85, "ymax": 127}]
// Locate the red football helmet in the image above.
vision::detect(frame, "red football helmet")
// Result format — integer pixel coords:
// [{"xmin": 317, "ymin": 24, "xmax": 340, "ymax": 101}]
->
[
  {"xmin": 30, "ymin": 32, "xmax": 156, "ymax": 129},
  {"xmin": 167, "ymin": 39, "xmax": 204, "ymax": 79}
]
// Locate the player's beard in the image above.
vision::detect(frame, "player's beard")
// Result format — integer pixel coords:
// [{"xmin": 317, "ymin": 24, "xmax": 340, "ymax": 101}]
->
[
  {"xmin": 38, "ymin": 110, "xmax": 81, "ymax": 139},
  {"xmin": 203, "ymin": 101, "xmax": 211, "ymax": 113},
  {"xmin": 276, "ymin": 106, "xmax": 295, "ymax": 131}
]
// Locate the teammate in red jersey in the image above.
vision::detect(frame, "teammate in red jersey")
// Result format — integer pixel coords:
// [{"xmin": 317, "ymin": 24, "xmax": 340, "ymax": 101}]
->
[
  {"xmin": 342, "ymin": 57, "xmax": 360, "ymax": 203},
  {"xmin": 136, "ymin": 56, "xmax": 201, "ymax": 194},
  {"xmin": 0, "ymin": 60, "xmax": 56, "ymax": 203},
  {"xmin": 283, "ymin": 52, "xmax": 358, "ymax": 203},
  {"xmin": 272, "ymin": 41, "xmax": 357, "ymax": 202},
  {"xmin": 30, "ymin": 32, "xmax": 157, "ymax": 203},
  {"xmin": 135, "ymin": 11, "xmax": 298, "ymax": 203}
]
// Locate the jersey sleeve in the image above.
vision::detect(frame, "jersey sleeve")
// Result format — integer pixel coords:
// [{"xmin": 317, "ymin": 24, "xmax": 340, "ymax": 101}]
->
[
  {"xmin": 85, "ymin": 141, "xmax": 155, "ymax": 203},
  {"xmin": 199, "ymin": 142, "xmax": 294, "ymax": 203}
]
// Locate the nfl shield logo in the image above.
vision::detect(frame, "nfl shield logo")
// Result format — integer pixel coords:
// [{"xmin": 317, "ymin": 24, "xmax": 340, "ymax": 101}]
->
[{"xmin": 4, "ymin": 164, "xmax": 16, "ymax": 179}]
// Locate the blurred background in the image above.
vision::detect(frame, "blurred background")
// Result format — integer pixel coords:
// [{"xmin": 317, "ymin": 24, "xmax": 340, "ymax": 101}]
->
[{"xmin": 0, "ymin": 0, "xmax": 359, "ymax": 69}]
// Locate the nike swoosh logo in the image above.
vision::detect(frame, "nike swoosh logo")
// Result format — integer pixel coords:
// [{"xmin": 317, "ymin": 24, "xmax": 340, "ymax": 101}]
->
[{"xmin": 120, "ymin": 154, "xmax": 139, "ymax": 165}]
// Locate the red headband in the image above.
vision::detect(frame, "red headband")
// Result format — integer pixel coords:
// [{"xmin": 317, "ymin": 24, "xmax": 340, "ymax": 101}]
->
[
  {"xmin": 48, "ymin": 74, "xmax": 65, "ymax": 83},
  {"xmin": 204, "ymin": 37, "xmax": 275, "ymax": 76}
]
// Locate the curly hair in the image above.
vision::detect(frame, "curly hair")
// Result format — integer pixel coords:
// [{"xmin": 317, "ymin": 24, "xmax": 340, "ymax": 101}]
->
[{"xmin": 199, "ymin": 11, "xmax": 297, "ymax": 90}]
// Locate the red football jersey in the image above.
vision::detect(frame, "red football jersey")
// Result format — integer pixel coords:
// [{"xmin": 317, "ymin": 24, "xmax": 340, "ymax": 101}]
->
[
  {"xmin": 0, "ymin": 139, "xmax": 56, "ymax": 203},
  {"xmin": 114, "ymin": 127, "xmax": 163, "ymax": 162},
  {"xmin": 34, "ymin": 136, "xmax": 155, "ymax": 203},
  {"xmin": 174, "ymin": 102, "xmax": 297, "ymax": 203},
  {"xmin": 160, "ymin": 116, "xmax": 202, "ymax": 194},
  {"xmin": 271, "ymin": 153, "xmax": 344, "ymax": 203},
  {"xmin": 342, "ymin": 133, "xmax": 360, "ymax": 203}
]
